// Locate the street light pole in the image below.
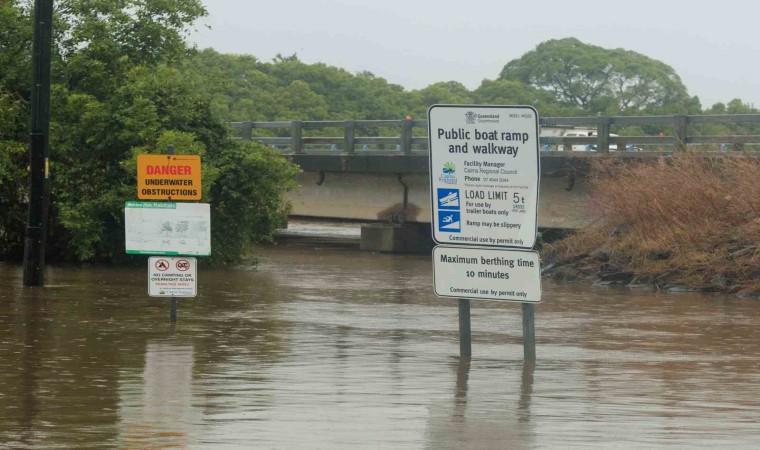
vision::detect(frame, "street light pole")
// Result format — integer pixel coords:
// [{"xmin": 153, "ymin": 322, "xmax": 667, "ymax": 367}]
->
[{"xmin": 23, "ymin": 0, "xmax": 54, "ymax": 286}]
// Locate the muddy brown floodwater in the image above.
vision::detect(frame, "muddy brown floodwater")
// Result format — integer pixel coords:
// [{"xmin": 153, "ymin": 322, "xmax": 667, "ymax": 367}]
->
[{"xmin": 1, "ymin": 233, "xmax": 760, "ymax": 448}]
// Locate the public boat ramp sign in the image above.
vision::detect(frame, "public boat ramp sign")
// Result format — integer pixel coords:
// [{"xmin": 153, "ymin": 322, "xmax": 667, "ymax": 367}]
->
[
  {"xmin": 428, "ymin": 104, "xmax": 540, "ymax": 249},
  {"xmin": 428, "ymin": 104, "xmax": 542, "ymax": 304}
]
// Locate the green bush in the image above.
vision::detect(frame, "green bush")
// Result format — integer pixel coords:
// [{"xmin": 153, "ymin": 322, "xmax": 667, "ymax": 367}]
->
[
  {"xmin": 206, "ymin": 140, "xmax": 300, "ymax": 264},
  {"xmin": 0, "ymin": 140, "xmax": 27, "ymax": 259},
  {"xmin": 45, "ymin": 129, "xmax": 299, "ymax": 265}
]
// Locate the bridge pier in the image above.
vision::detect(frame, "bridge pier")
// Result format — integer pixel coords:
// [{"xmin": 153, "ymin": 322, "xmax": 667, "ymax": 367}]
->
[{"xmin": 360, "ymin": 223, "xmax": 434, "ymax": 253}]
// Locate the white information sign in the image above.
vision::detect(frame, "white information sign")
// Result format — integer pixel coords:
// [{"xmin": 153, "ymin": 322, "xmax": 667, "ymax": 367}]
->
[
  {"xmin": 433, "ymin": 245, "xmax": 541, "ymax": 303},
  {"xmin": 148, "ymin": 256, "xmax": 197, "ymax": 297},
  {"xmin": 125, "ymin": 202, "xmax": 211, "ymax": 256},
  {"xmin": 428, "ymin": 105, "xmax": 540, "ymax": 249}
]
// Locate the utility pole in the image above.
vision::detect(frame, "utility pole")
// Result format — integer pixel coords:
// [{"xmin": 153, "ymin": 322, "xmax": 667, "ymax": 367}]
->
[{"xmin": 23, "ymin": 0, "xmax": 54, "ymax": 286}]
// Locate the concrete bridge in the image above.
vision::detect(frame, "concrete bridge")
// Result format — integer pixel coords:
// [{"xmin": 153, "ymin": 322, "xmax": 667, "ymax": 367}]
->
[
  {"xmin": 287, "ymin": 158, "xmax": 591, "ymax": 228},
  {"xmin": 233, "ymin": 114, "xmax": 760, "ymax": 250}
]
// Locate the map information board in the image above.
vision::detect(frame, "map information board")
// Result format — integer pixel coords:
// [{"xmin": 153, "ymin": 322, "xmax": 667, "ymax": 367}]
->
[{"xmin": 125, "ymin": 202, "xmax": 210, "ymax": 256}]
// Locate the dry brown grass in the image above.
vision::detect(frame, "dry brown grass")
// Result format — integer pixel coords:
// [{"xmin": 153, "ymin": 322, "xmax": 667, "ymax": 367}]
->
[{"xmin": 542, "ymin": 154, "xmax": 760, "ymax": 295}]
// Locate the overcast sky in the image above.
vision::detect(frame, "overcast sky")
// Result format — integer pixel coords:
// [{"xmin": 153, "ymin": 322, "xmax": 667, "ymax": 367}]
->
[{"xmin": 189, "ymin": 0, "xmax": 760, "ymax": 108}]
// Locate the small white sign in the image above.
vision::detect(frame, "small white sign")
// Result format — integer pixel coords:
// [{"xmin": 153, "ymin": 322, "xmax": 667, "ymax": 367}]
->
[
  {"xmin": 125, "ymin": 202, "xmax": 211, "ymax": 256},
  {"xmin": 148, "ymin": 256, "xmax": 197, "ymax": 297},
  {"xmin": 428, "ymin": 104, "xmax": 540, "ymax": 249},
  {"xmin": 433, "ymin": 245, "xmax": 541, "ymax": 303}
]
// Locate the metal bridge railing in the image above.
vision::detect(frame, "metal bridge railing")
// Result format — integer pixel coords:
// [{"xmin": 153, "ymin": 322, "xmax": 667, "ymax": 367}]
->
[{"xmin": 231, "ymin": 114, "xmax": 760, "ymax": 156}]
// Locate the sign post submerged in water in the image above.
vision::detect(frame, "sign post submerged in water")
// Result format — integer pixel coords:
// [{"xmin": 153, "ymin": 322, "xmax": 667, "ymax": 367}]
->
[
  {"xmin": 428, "ymin": 104, "xmax": 542, "ymax": 360},
  {"xmin": 126, "ymin": 145, "xmax": 210, "ymax": 323}
]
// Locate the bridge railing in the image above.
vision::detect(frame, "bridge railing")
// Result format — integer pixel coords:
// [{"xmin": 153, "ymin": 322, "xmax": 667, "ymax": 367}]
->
[
  {"xmin": 231, "ymin": 119, "xmax": 429, "ymax": 156},
  {"xmin": 231, "ymin": 114, "xmax": 760, "ymax": 155}
]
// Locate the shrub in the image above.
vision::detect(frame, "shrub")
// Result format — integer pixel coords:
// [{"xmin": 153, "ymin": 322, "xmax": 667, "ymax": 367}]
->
[
  {"xmin": 543, "ymin": 154, "xmax": 760, "ymax": 295},
  {"xmin": 0, "ymin": 140, "xmax": 27, "ymax": 259},
  {"xmin": 206, "ymin": 140, "xmax": 300, "ymax": 264}
]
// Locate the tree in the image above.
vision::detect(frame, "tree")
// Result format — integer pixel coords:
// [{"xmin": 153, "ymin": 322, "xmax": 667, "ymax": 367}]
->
[
  {"xmin": 272, "ymin": 80, "xmax": 329, "ymax": 121},
  {"xmin": 183, "ymin": 51, "xmax": 413, "ymax": 122},
  {"xmin": 473, "ymin": 79, "xmax": 580, "ymax": 116},
  {"xmin": 499, "ymin": 38, "xmax": 692, "ymax": 115},
  {"xmin": 0, "ymin": 1, "xmax": 32, "ymax": 140},
  {"xmin": 0, "ymin": 1, "xmax": 300, "ymax": 264},
  {"xmin": 51, "ymin": 0, "xmax": 206, "ymax": 101},
  {"xmin": 0, "ymin": 140, "xmax": 27, "ymax": 259},
  {"xmin": 410, "ymin": 81, "xmax": 473, "ymax": 115},
  {"xmin": 206, "ymin": 141, "xmax": 300, "ymax": 263}
]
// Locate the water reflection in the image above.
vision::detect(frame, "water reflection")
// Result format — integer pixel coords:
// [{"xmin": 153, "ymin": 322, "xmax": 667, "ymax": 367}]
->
[
  {"xmin": 17, "ymin": 292, "xmax": 48, "ymax": 448},
  {"xmin": 424, "ymin": 360, "xmax": 536, "ymax": 450},
  {"xmin": 2, "ymin": 243, "xmax": 760, "ymax": 448},
  {"xmin": 119, "ymin": 341, "xmax": 198, "ymax": 448},
  {"xmin": 518, "ymin": 361, "xmax": 534, "ymax": 424}
]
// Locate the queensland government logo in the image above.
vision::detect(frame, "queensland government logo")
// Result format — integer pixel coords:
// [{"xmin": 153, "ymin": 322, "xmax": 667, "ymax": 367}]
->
[
  {"xmin": 465, "ymin": 110, "xmax": 500, "ymax": 124},
  {"xmin": 439, "ymin": 162, "xmax": 458, "ymax": 185}
]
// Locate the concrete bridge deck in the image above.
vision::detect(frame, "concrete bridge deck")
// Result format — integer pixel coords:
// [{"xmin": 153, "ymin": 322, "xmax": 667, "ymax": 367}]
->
[{"xmin": 233, "ymin": 115, "xmax": 760, "ymax": 231}]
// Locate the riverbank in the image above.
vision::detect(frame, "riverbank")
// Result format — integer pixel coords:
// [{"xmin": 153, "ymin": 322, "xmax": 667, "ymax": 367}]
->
[{"xmin": 540, "ymin": 154, "xmax": 760, "ymax": 298}]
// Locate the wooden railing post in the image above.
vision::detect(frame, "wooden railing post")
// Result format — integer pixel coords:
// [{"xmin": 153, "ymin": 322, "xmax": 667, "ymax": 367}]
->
[
  {"xmin": 674, "ymin": 115, "xmax": 688, "ymax": 152},
  {"xmin": 344, "ymin": 120, "xmax": 356, "ymax": 154},
  {"xmin": 401, "ymin": 118, "xmax": 413, "ymax": 156},
  {"xmin": 291, "ymin": 121, "xmax": 303, "ymax": 154},
  {"xmin": 597, "ymin": 116, "xmax": 611, "ymax": 153}
]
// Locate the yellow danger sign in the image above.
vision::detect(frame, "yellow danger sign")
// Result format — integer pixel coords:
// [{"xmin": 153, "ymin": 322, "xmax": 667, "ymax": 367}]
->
[{"xmin": 137, "ymin": 155, "xmax": 201, "ymax": 201}]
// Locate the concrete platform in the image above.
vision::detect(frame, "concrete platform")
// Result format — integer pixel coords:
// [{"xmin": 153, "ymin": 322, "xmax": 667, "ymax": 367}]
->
[{"xmin": 360, "ymin": 223, "xmax": 434, "ymax": 253}]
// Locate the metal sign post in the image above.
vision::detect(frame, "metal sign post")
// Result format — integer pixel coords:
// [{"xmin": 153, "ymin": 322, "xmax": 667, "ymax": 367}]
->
[
  {"xmin": 148, "ymin": 256, "xmax": 197, "ymax": 323},
  {"xmin": 428, "ymin": 104, "xmax": 542, "ymax": 360},
  {"xmin": 167, "ymin": 145, "xmax": 176, "ymax": 323},
  {"xmin": 458, "ymin": 299, "xmax": 472, "ymax": 358},
  {"xmin": 522, "ymin": 303, "xmax": 536, "ymax": 361},
  {"xmin": 170, "ymin": 297, "xmax": 178, "ymax": 324}
]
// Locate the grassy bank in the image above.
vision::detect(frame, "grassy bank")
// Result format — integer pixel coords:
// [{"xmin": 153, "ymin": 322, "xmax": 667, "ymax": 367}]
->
[{"xmin": 541, "ymin": 154, "xmax": 760, "ymax": 297}]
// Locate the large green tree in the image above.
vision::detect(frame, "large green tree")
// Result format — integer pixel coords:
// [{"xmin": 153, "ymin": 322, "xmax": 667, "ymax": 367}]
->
[
  {"xmin": 473, "ymin": 79, "xmax": 580, "ymax": 116},
  {"xmin": 0, "ymin": 0, "xmax": 33, "ymax": 258},
  {"xmin": 499, "ymin": 38, "xmax": 696, "ymax": 115},
  {"xmin": 0, "ymin": 0, "xmax": 32, "ymax": 140},
  {"xmin": 0, "ymin": 0, "xmax": 299, "ymax": 263}
]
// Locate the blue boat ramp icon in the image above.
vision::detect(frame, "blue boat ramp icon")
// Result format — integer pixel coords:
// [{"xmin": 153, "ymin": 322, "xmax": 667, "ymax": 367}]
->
[{"xmin": 437, "ymin": 188, "xmax": 460, "ymax": 210}]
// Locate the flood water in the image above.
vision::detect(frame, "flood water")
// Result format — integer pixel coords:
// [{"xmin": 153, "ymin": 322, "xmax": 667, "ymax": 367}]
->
[{"xmin": 2, "ymin": 228, "xmax": 760, "ymax": 448}]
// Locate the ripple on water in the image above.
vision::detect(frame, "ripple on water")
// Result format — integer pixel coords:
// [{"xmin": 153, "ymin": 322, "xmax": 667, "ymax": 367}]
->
[{"xmin": 2, "ymin": 243, "xmax": 760, "ymax": 448}]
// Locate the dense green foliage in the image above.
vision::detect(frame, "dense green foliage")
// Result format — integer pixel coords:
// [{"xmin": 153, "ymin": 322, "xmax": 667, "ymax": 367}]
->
[
  {"xmin": 2, "ymin": 0, "xmax": 759, "ymax": 264},
  {"xmin": 0, "ymin": 140, "xmax": 26, "ymax": 258},
  {"xmin": 0, "ymin": 0, "xmax": 299, "ymax": 263},
  {"xmin": 180, "ymin": 50, "xmax": 415, "ymax": 121},
  {"xmin": 178, "ymin": 39, "xmax": 710, "ymax": 124},
  {"xmin": 499, "ymin": 38, "xmax": 700, "ymax": 115}
]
